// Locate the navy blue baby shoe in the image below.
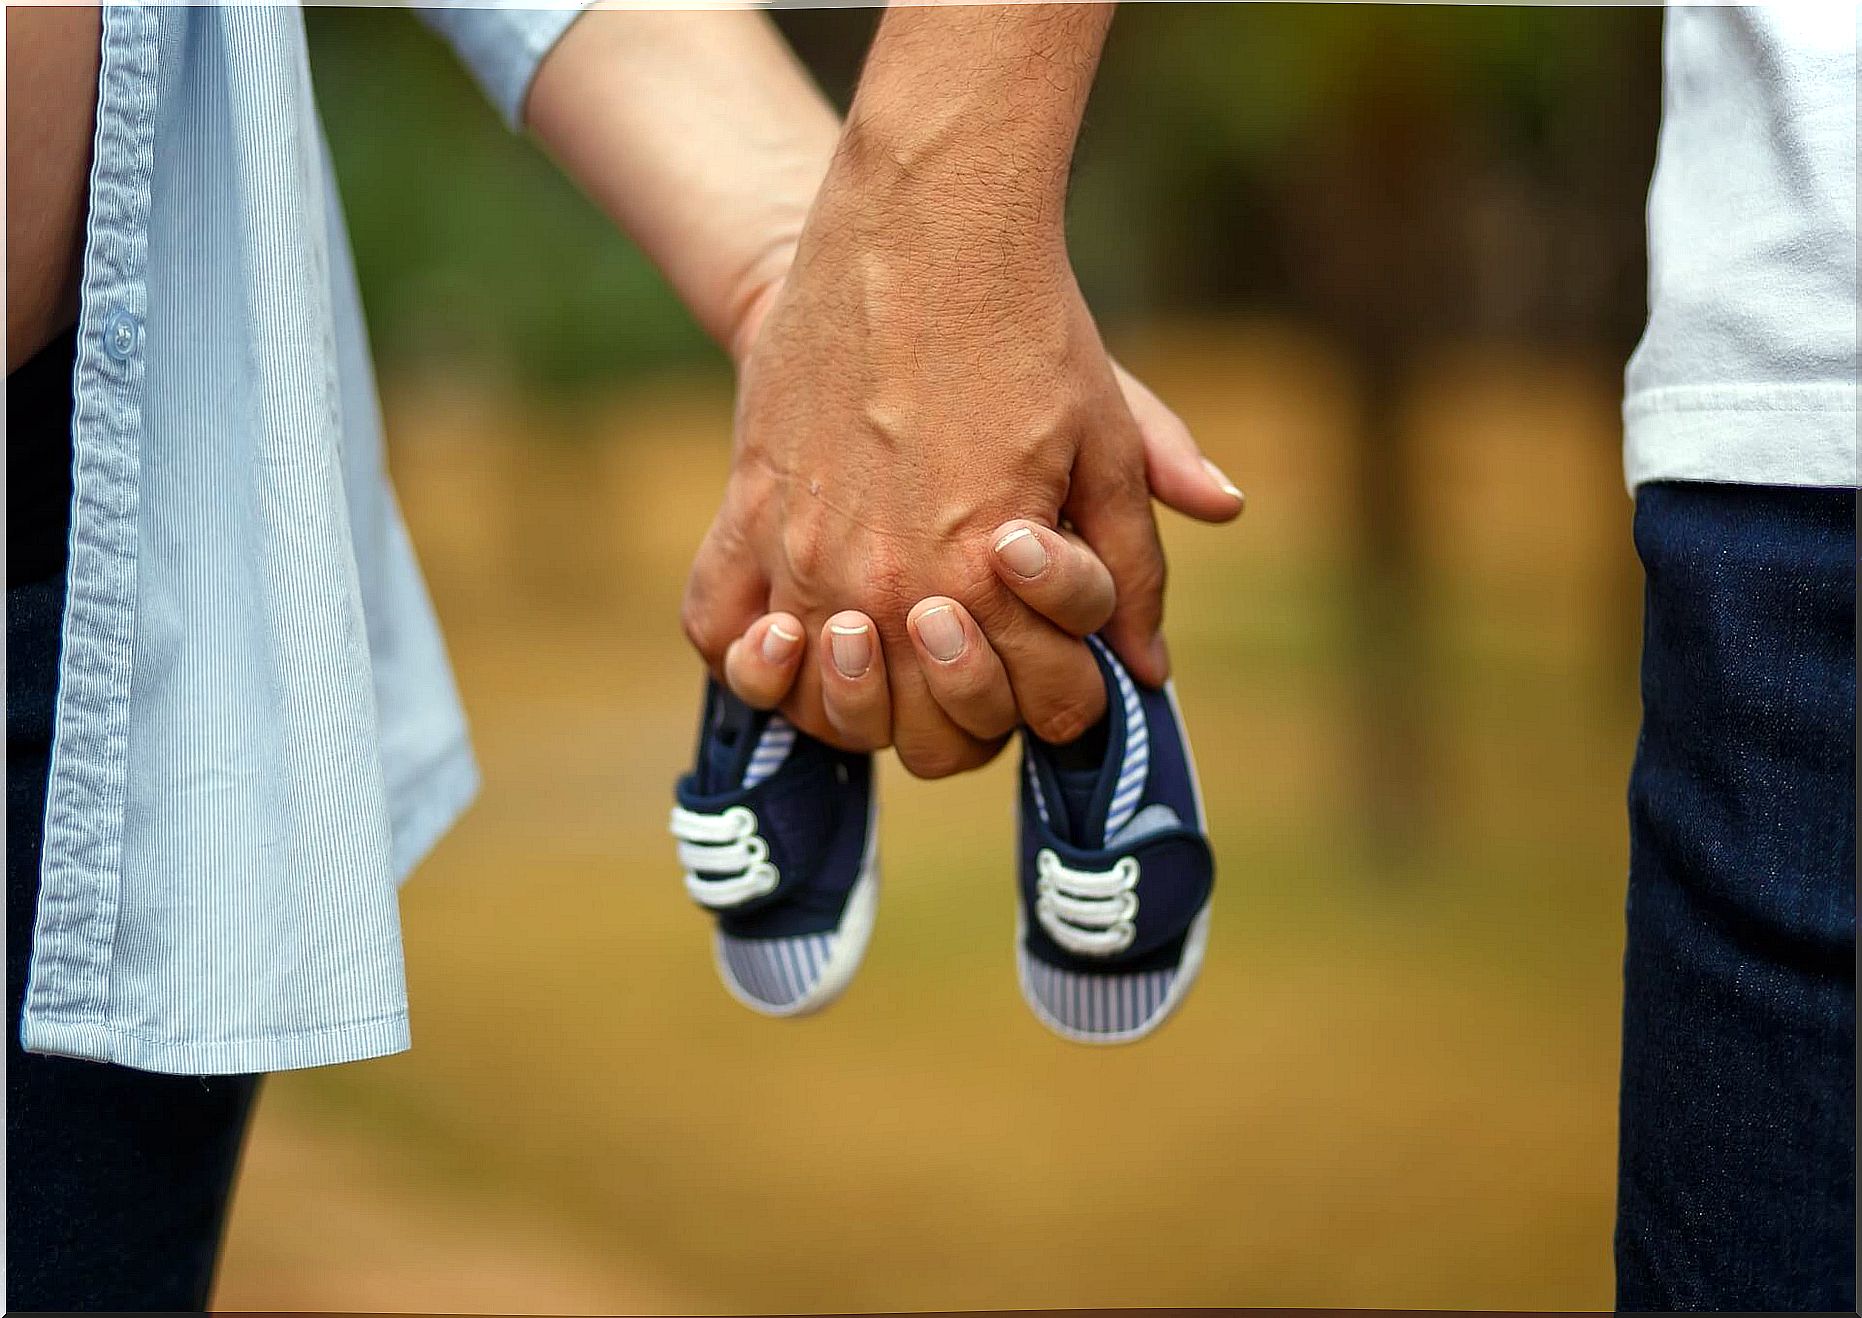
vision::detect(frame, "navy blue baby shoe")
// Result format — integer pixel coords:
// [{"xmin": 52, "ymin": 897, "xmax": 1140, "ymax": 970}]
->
[
  {"xmin": 1016, "ymin": 636, "xmax": 1215, "ymax": 1043},
  {"xmin": 671, "ymin": 682, "xmax": 878, "ymax": 1016}
]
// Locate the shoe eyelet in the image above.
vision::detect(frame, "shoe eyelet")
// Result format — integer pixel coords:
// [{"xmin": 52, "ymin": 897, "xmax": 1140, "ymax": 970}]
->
[
  {"xmin": 724, "ymin": 805, "xmax": 759, "ymax": 838},
  {"xmin": 1117, "ymin": 892, "xmax": 1138, "ymax": 921},
  {"xmin": 1112, "ymin": 922, "xmax": 1136, "ymax": 953},
  {"xmin": 742, "ymin": 835, "xmax": 769, "ymax": 864},
  {"xmin": 1115, "ymin": 856, "xmax": 1140, "ymax": 888},
  {"xmin": 750, "ymin": 861, "xmax": 779, "ymax": 894}
]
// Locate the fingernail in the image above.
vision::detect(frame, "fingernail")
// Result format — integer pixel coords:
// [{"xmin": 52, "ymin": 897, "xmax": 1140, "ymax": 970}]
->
[
  {"xmin": 761, "ymin": 621, "xmax": 800, "ymax": 664},
  {"xmin": 1202, "ymin": 458, "xmax": 1244, "ymax": 503},
  {"xmin": 994, "ymin": 526, "xmax": 1048, "ymax": 578},
  {"xmin": 913, "ymin": 605, "xmax": 965, "ymax": 662},
  {"xmin": 829, "ymin": 623, "xmax": 872, "ymax": 678}
]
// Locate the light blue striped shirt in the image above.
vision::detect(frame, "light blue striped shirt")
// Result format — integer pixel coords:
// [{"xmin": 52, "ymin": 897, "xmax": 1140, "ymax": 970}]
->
[{"xmin": 22, "ymin": 2, "xmax": 584, "ymax": 1075}]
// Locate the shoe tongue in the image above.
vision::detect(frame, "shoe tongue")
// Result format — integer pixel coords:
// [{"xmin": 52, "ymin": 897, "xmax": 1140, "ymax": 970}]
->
[
  {"xmin": 697, "ymin": 685, "xmax": 764, "ymax": 795},
  {"xmin": 1052, "ymin": 764, "xmax": 1103, "ymax": 841},
  {"xmin": 1032, "ymin": 709, "xmax": 1120, "ymax": 850}
]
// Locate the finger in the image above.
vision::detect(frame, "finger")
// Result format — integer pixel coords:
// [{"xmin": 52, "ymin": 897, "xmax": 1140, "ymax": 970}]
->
[
  {"xmin": 961, "ymin": 586, "xmax": 1110, "ymax": 746},
  {"xmin": 1065, "ymin": 424, "xmax": 1172, "ymax": 687},
  {"xmin": 1113, "ymin": 360, "xmax": 1245, "ymax": 524},
  {"xmin": 681, "ymin": 519, "xmax": 769, "ymax": 674},
  {"xmin": 883, "ymin": 619, "xmax": 1007, "ymax": 779},
  {"xmin": 987, "ymin": 520, "xmax": 1116, "ymax": 638},
  {"xmin": 722, "ymin": 612, "xmax": 805, "ymax": 710},
  {"xmin": 906, "ymin": 597, "xmax": 1019, "ymax": 741},
  {"xmin": 817, "ymin": 611, "xmax": 892, "ymax": 752}
]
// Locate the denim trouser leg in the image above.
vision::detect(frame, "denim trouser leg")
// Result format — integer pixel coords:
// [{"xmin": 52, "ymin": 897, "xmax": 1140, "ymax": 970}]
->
[
  {"xmin": 7, "ymin": 330, "xmax": 261, "ymax": 1311},
  {"xmin": 1616, "ymin": 481, "xmax": 1856, "ymax": 1310}
]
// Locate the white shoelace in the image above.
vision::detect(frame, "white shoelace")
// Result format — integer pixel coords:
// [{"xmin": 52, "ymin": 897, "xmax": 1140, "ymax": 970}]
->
[
  {"xmin": 670, "ymin": 804, "xmax": 779, "ymax": 909},
  {"xmin": 1035, "ymin": 849, "xmax": 1140, "ymax": 956}
]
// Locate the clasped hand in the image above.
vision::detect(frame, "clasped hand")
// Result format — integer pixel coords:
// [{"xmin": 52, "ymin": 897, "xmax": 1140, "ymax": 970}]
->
[{"xmin": 680, "ymin": 151, "xmax": 1242, "ymax": 777}]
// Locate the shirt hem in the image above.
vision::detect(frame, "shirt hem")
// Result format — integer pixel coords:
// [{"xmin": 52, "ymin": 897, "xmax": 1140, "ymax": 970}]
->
[
  {"xmin": 19, "ymin": 749, "xmax": 474, "ymax": 1076},
  {"xmin": 19, "ymin": 1010, "xmax": 411, "ymax": 1076},
  {"xmin": 1622, "ymin": 398, "xmax": 1859, "ymax": 492}
]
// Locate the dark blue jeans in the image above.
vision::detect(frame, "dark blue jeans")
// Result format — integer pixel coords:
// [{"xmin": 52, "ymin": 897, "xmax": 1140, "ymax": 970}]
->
[
  {"xmin": 1617, "ymin": 481, "xmax": 1856, "ymax": 1310},
  {"xmin": 7, "ymin": 331, "xmax": 260, "ymax": 1312}
]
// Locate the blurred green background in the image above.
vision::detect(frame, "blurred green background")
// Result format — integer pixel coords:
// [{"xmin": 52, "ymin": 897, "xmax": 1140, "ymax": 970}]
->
[{"xmin": 216, "ymin": 3, "xmax": 1661, "ymax": 1311}]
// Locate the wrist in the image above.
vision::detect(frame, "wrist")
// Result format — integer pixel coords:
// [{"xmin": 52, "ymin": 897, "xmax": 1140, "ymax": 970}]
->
[
  {"xmin": 829, "ymin": 107, "xmax": 1073, "ymax": 236},
  {"xmin": 722, "ymin": 240, "xmax": 798, "ymax": 367},
  {"xmin": 809, "ymin": 127, "xmax": 1073, "ymax": 286}
]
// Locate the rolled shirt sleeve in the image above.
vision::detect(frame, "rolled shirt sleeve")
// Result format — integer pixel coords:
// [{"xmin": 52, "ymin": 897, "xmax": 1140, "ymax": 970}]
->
[{"xmin": 416, "ymin": 0, "xmax": 592, "ymax": 129}]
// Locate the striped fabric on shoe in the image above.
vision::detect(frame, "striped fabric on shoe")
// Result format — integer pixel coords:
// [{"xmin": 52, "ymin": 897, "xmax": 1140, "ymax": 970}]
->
[
  {"xmin": 718, "ymin": 931, "xmax": 838, "ymax": 1011},
  {"xmin": 674, "ymin": 681, "xmax": 879, "ymax": 1019}
]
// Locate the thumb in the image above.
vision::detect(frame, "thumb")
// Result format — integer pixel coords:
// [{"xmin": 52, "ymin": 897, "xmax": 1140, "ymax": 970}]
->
[
  {"xmin": 681, "ymin": 515, "xmax": 770, "ymax": 677},
  {"xmin": 1065, "ymin": 415, "xmax": 1172, "ymax": 688},
  {"xmin": 1112, "ymin": 360, "xmax": 1245, "ymax": 524}
]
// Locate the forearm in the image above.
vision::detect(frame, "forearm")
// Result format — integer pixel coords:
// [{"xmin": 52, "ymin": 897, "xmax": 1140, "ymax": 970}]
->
[
  {"xmin": 525, "ymin": 5, "xmax": 839, "ymax": 362},
  {"xmin": 6, "ymin": 5, "xmax": 101, "ymax": 373},
  {"xmin": 827, "ymin": 2, "xmax": 1113, "ymax": 250}
]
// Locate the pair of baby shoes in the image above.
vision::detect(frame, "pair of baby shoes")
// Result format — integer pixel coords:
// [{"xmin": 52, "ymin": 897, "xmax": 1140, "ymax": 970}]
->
[{"xmin": 668, "ymin": 636, "xmax": 1214, "ymax": 1043}]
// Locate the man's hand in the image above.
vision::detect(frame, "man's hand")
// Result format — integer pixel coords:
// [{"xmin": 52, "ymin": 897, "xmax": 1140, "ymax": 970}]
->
[
  {"xmin": 682, "ymin": 3, "xmax": 1185, "ymax": 778},
  {"xmin": 687, "ymin": 220, "xmax": 1163, "ymax": 774},
  {"xmin": 713, "ymin": 335, "xmax": 1249, "ymax": 751},
  {"xmin": 701, "ymin": 343, "xmax": 1244, "ymax": 766}
]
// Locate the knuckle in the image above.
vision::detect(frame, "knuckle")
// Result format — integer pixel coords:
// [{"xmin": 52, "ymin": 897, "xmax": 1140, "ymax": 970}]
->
[
  {"xmin": 824, "ymin": 708, "xmax": 886, "ymax": 753},
  {"xmin": 897, "ymin": 737, "xmax": 967, "ymax": 781},
  {"xmin": 932, "ymin": 661, "xmax": 991, "ymax": 705},
  {"xmin": 863, "ymin": 552, "xmax": 914, "ymax": 620},
  {"xmin": 1028, "ymin": 688, "xmax": 1104, "ymax": 748},
  {"xmin": 894, "ymin": 743, "xmax": 941, "ymax": 780},
  {"xmin": 679, "ymin": 599, "xmax": 726, "ymax": 661},
  {"xmin": 780, "ymin": 518, "xmax": 827, "ymax": 584},
  {"xmin": 968, "ymin": 705, "xmax": 1020, "ymax": 743},
  {"xmin": 964, "ymin": 579, "xmax": 1024, "ymax": 636}
]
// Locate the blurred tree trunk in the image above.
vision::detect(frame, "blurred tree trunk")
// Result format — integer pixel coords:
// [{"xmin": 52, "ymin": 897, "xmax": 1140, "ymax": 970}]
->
[
  {"xmin": 1266, "ymin": 8, "xmax": 1664, "ymax": 870},
  {"xmin": 1279, "ymin": 29, "xmax": 1461, "ymax": 869}
]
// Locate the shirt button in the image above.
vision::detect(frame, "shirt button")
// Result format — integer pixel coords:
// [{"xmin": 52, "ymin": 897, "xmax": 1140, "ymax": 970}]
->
[{"xmin": 103, "ymin": 309, "xmax": 141, "ymax": 362}]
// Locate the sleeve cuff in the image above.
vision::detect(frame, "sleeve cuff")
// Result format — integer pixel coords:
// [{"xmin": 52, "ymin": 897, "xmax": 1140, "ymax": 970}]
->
[{"xmin": 416, "ymin": 1, "xmax": 593, "ymax": 130}]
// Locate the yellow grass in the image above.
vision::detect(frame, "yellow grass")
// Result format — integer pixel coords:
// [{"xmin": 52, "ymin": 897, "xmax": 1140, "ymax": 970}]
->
[{"xmin": 215, "ymin": 320, "xmax": 1638, "ymax": 1312}]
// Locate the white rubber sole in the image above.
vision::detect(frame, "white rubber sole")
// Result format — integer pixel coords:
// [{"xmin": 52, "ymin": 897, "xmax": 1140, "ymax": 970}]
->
[
  {"xmin": 1014, "ymin": 900, "xmax": 1212, "ymax": 1046},
  {"xmin": 713, "ymin": 794, "xmax": 880, "ymax": 1019}
]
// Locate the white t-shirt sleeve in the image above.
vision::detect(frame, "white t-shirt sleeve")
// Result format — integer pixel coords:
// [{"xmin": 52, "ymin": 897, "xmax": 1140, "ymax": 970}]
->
[{"xmin": 1623, "ymin": 4, "xmax": 1858, "ymax": 490}]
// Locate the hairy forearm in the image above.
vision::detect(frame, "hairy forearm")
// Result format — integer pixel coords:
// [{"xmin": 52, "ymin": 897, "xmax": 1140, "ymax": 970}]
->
[
  {"xmin": 6, "ymin": 5, "xmax": 101, "ymax": 373},
  {"xmin": 525, "ymin": 4, "xmax": 840, "ymax": 362},
  {"xmin": 830, "ymin": 2, "xmax": 1113, "ymax": 242}
]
